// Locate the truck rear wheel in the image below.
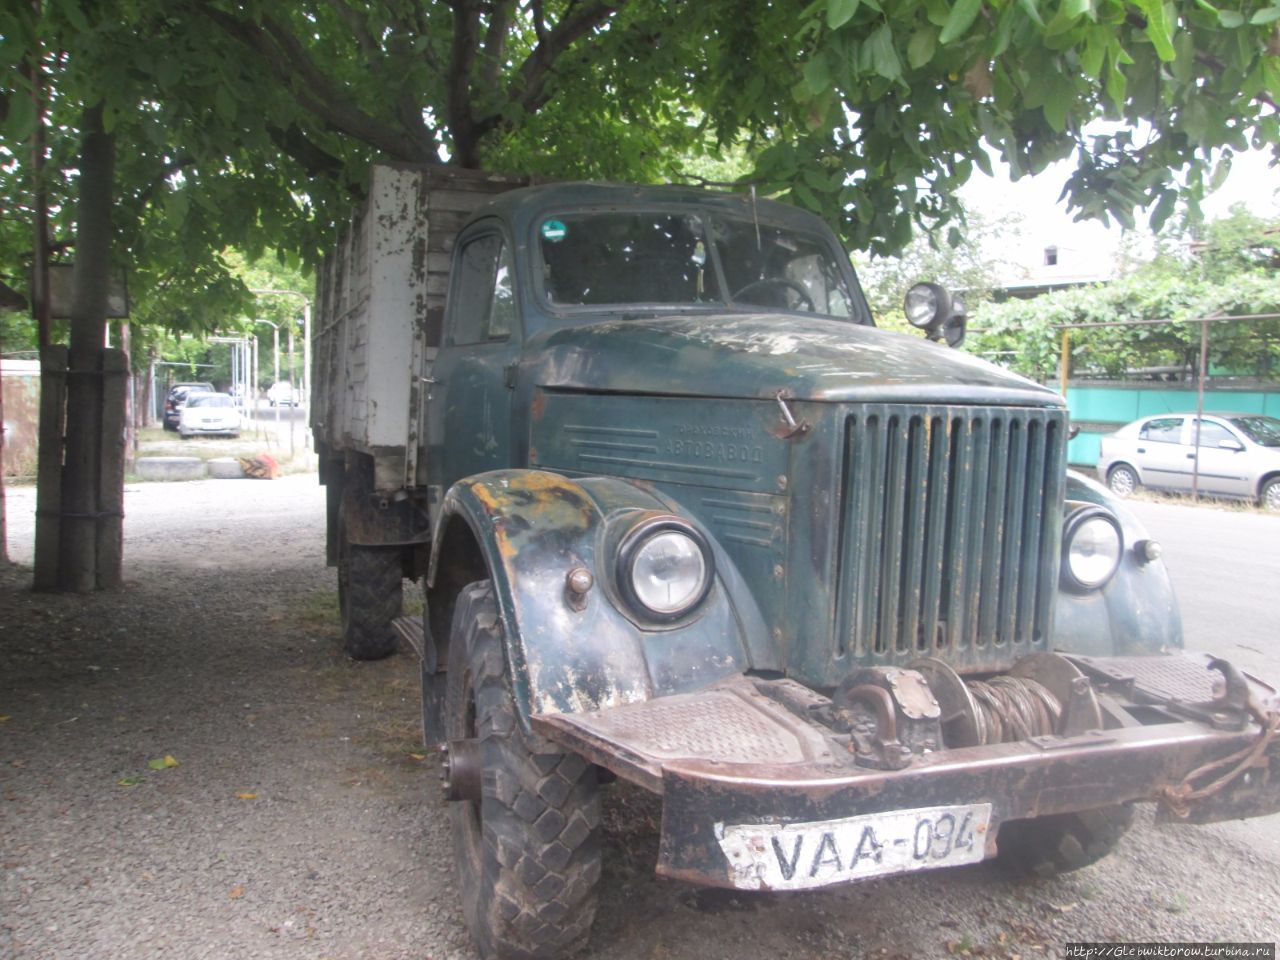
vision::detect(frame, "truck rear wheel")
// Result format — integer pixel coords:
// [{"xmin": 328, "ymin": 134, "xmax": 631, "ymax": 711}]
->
[
  {"xmin": 336, "ymin": 506, "xmax": 402, "ymax": 660},
  {"xmin": 996, "ymin": 804, "xmax": 1134, "ymax": 878},
  {"xmin": 445, "ymin": 582, "xmax": 601, "ymax": 960}
]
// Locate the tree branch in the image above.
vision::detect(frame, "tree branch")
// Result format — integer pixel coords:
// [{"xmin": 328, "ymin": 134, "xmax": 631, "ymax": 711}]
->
[
  {"xmin": 192, "ymin": 2, "xmax": 431, "ymax": 161},
  {"xmin": 265, "ymin": 124, "xmax": 347, "ymax": 180},
  {"xmin": 448, "ymin": 0, "xmax": 483, "ymax": 166},
  {"xmin": 1194, "ymin": 50, "xmax": 1278, "ymax": 111},
  {"xmin": 325, "ymin": 0, "xmax": 380, "ymax": 60},
  {"xmin": 530, "ymin": 0, "xmax": 547, "ymax": 45},
  {"xmin": 481, "ymin": 0, "xmax": 515, "ymax": 91},
  {"xmin": 474, "ymin": 0, "xmax": 624, "ymax": 140}
]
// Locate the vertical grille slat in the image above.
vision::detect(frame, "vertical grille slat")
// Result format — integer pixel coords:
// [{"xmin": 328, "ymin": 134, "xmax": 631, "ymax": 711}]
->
[
  {"xmin": 943, "ymin": 417, "xmax": 974, "ymax": 653},
  {"xmin": 918, "ymin": 417, "xmax": 951, "ymax": 652},
  {"xmin": 976, "ymin": 419, "xmax": 1008, "ymax": 648},
  {"xmin": 899, "ymin": 416, "xmax": 929, "ymax": 653},
  {"xmin": 877, "ymin": 416, "xmax": 910, "ymax": 653},
  {"xmin": 1016, "ymin": 417, "xmax": 1046, "ymax": 634},
  {"xmin": 853, "ymin": 415, "xmax": 887, "ymax": 658},
  {"xmin": 837, "ymin": 404, "xmax": 1066, "ymax": 672},
  {"xmin": 998, "ymin": 420, "xmax": 1028, "ymax": 646}
]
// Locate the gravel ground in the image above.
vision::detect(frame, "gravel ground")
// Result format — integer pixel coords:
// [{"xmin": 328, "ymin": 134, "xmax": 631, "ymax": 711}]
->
[{"xmin": 1, "ymin": 476, "xmax": 1277, "ymax": 960}]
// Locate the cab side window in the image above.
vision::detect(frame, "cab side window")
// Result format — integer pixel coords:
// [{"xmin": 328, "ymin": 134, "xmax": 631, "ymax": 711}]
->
[
  {"xmin": 450, "ymin": 234, "xmax": 515, "ymax": 345},
  {"xmin": 1139, "ymin": 417, "xmax": 1183, "ymax": 443}
]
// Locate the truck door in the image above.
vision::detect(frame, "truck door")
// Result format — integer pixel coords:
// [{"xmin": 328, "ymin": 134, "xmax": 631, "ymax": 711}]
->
[{"xmin": 428, "ymin": 225, "xmax": 521, "ymax": 492}]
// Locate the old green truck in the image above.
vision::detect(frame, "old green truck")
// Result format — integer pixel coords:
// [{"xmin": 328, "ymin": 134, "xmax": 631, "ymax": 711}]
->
[{"xmin": 311, "ymin": 165, "xmax": 1280, "ymax": 960}]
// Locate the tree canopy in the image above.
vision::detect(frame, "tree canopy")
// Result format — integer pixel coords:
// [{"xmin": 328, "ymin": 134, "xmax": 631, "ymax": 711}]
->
[
  {"xmin": 3, "ymin": 0, "xmax": 1279, "ymax": 316},
  {"xmin": 969, "ymin": 207, "xmax": 1280, "ymax": 381}
]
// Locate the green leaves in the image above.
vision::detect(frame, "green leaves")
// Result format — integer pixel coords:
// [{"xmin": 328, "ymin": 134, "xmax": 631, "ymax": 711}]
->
[
  {"xmin": 908, "ymin": 27, "xmax": 938, "ymax": 68},
  {"xmin": 827, "ymin": 0, "xmax": 861, "ymax": 28},
  {"xmin": 867, "ymin": 23, "xmax": 904, "ymax": 80},
  {"xmin": 3, "ymin": 0, "xmax": 1279, "ymax": 310},
  {"xmin": 1148, "ymin": 189, "xmax": 1178, "ymax": 232},
  {"xmin": 2, "ymin": 86, "xmax": 36, "ymax": 142},
  {"xmin": 804, "ymin": 54, "xmax": 832, "ymax": 93},
  {"xmin": 1136, "ymin": 0, "xmax": 1176, "ymax": 60},
  {"xmin": 939, "ymin": 0, "xmax": 983, "ymax": 44}
]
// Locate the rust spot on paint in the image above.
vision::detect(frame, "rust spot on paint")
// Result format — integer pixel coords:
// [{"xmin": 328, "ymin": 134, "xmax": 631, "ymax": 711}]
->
[{"xmin": 471, "ymin": 484, "xmax": 502, "ymax": 515}]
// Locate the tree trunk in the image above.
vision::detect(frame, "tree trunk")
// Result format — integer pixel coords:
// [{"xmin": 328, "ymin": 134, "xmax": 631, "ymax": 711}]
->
[
  {"xmin": 121, "ymin": 321, "xmax": 135, "ymax": 468},
  {"xmin": 57, "ymin": 102, "xmax": 116, "ymax": 592},
  {"xmin": 0, "ymin": 328, "xmax": 9, "ymax": 567}
]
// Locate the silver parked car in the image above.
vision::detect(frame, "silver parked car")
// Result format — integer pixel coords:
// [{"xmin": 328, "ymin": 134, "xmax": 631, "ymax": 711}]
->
[{"xmin": 1096, "ymin": 412, "xmax": 1280, "ymax": 509}]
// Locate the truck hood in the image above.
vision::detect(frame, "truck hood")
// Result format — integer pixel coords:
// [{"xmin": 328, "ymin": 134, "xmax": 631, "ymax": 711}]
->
[{"xmin": 525, "ymin": 313, "xmax": 1061, "ymax": 406}]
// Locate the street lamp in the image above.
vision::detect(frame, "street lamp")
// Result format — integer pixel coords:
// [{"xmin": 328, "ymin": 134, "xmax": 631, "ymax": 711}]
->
[
  {"xmin": 249, "ymin": 289, "xmax": 310, "ymax": 404},
  {"xmin": 254, "ymin": 318, "xmax": 280, "ymax": 388}
]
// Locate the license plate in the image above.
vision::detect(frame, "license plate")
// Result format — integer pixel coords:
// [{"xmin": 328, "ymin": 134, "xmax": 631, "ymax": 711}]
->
[{"xmin": 715, "ymin": 802, "xmax": 992, "ymax": 890}]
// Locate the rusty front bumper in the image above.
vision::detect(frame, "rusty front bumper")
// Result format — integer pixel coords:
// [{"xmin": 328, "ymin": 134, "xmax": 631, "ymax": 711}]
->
[{"xmin": 533, "ymin": 668, "xmax": 1280, "ymax": 891}]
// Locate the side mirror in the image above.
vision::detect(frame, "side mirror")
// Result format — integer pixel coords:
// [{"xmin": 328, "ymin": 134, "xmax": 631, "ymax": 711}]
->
[
  {"xmin": 904, "ymin": 282, "xmax": 967, "ymax": 348},
  {"xmin": 1218, "ymin": 438, "xmax": 1245, "ymax": 452}
]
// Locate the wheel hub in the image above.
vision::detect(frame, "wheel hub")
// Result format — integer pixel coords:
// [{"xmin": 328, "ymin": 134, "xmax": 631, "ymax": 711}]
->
[{"xmin": 440, "ymin": 738, "xmax": 483, "ymax": 801}]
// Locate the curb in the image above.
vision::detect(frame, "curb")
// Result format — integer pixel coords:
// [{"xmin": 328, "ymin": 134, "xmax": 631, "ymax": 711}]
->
[{"xmin": 135, "ymin": 457, "xmax": 206, "ymax": 482}]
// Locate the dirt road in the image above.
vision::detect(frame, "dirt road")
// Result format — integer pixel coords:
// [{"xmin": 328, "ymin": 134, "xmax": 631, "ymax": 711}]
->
[{"xmin": 1, "ymin": 477, "xmax": 1276, "ymax": 959}]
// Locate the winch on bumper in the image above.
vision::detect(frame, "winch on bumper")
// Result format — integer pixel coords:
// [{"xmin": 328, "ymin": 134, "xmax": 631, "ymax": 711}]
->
[{"xmin": 528, "ymin": 651, "xmax": 1280, "ymax": 891}]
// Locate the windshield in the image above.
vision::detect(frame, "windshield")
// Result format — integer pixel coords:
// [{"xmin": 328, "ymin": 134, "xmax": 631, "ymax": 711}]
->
[
  {"xmin": 190, "ymin": 395, "xmax": 233, "ymax": 408},
  {"xmin": 1230, "ymin": 415, "xmax": 1280, "ymax": 447},
  {"xmin": 537, "ymin": 210, "xmax": 856, "ymax": 318}
]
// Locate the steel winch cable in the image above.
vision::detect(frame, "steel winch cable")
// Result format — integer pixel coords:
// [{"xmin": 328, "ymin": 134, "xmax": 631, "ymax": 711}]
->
[{"xmin": 966, "ymin": 675, "xmax": 1062, "ymax": 745}]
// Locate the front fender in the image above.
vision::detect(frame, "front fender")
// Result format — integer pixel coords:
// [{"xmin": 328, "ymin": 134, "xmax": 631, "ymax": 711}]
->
[
  {"xmin": 430, "ymin": 470, "xmax": 767, "ymax": 726},
  {"xmin": 1051, "ymin": 470, "xmax": 1183, "ymax": 656}
]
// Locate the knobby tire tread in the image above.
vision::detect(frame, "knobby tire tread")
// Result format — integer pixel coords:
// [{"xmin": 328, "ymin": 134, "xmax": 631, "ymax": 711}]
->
[
  {"xmin": 342, "ymin": 545, "xmax": 402, "ymax": 660},
  {"xmin": 447, "ymin": 582, "xmax": 601, "ymax": 960}
]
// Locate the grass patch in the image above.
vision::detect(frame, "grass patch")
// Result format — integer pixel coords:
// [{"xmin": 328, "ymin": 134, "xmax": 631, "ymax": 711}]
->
[{"xmin": 294, "ymin": 588, "xmax": 340, "ymax": 633}]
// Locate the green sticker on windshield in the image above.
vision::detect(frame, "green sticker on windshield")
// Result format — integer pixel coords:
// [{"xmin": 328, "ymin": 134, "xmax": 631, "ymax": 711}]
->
[{"xmin": 541, "ymin": 219, "xmax": 567, "ymax": 242}]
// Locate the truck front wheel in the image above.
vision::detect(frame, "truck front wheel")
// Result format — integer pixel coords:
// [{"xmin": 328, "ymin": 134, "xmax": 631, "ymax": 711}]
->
[
  {"xmin": 336, "ymin": 506, "xmax": 402, "ymax": 660},
  {"xmin": 445, "ymin": 581, "xmax": 601, "ymax": 960},
  {"xmin": 996, "ymin": 805, "xmax": 1134, "ymax": 878}
]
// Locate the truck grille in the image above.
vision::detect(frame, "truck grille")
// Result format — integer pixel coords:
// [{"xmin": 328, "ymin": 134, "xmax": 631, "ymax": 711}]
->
[{"xmin": 835, "ymin": 405, "xmax": 1066, "ymax": 672}]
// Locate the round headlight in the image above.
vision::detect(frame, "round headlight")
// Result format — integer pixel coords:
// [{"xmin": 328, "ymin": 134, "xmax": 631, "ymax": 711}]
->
[
  {"xmin": 617, "ymin": 518, "xmax": 714, "ymax": 622},
  {"xmin": 904, "ymin": 282, "xmax": 949, "ymax": 329},
  {"xmin": 1062, "ymin": 507, "xmax": 1123, "ymax": 592}
]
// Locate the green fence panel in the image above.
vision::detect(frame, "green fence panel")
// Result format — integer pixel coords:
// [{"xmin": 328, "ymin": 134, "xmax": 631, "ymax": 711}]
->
[{"xmin": 1060, "ymin": 383, "xmax": 1280, "ymax": 466}]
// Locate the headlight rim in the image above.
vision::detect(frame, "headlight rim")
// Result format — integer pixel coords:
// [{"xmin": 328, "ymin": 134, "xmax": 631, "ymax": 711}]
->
[
  {"xmin": 615, "ymin": 515, "xmax": 715, "ymax": 624},
  {"xmin": 1060, "ymin": 505, "xmax": 1124, "ymax": 593},
  {"xmin": 903, "ymin": 281, "xmax": 950, "ymax": 329}
]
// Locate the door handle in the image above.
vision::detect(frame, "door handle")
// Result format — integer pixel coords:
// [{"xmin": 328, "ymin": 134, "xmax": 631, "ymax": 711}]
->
[
  {"xmin": 1186, "ymin": 453, "xmax": 1196, "ymax": 459},
  {"xmin": 1136, "ymin": 447, "xmax": 1146, "ymax": 454}
]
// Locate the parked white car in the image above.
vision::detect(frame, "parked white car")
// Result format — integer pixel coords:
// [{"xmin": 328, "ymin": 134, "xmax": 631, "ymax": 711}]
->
[
  {"xmin": 267, "ymin": 381, "xmax": 296, "ymax": 407},
  {"xmin": 1096, "ymin": 412, "xmax": 1280, "ymax": 509},
  {"xmin": 178, "ymin": 393, "xmax": 242, "ymax": 438}
]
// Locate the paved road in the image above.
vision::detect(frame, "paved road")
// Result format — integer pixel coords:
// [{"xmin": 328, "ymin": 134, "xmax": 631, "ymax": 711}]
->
[
  {"xmin": 1125, "ymin": 498, "xmax": 1280, "ymax": 866},
  {"xmin": 1126, "ymin": 499, "xmax": 1280, "ymax": 678}
]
